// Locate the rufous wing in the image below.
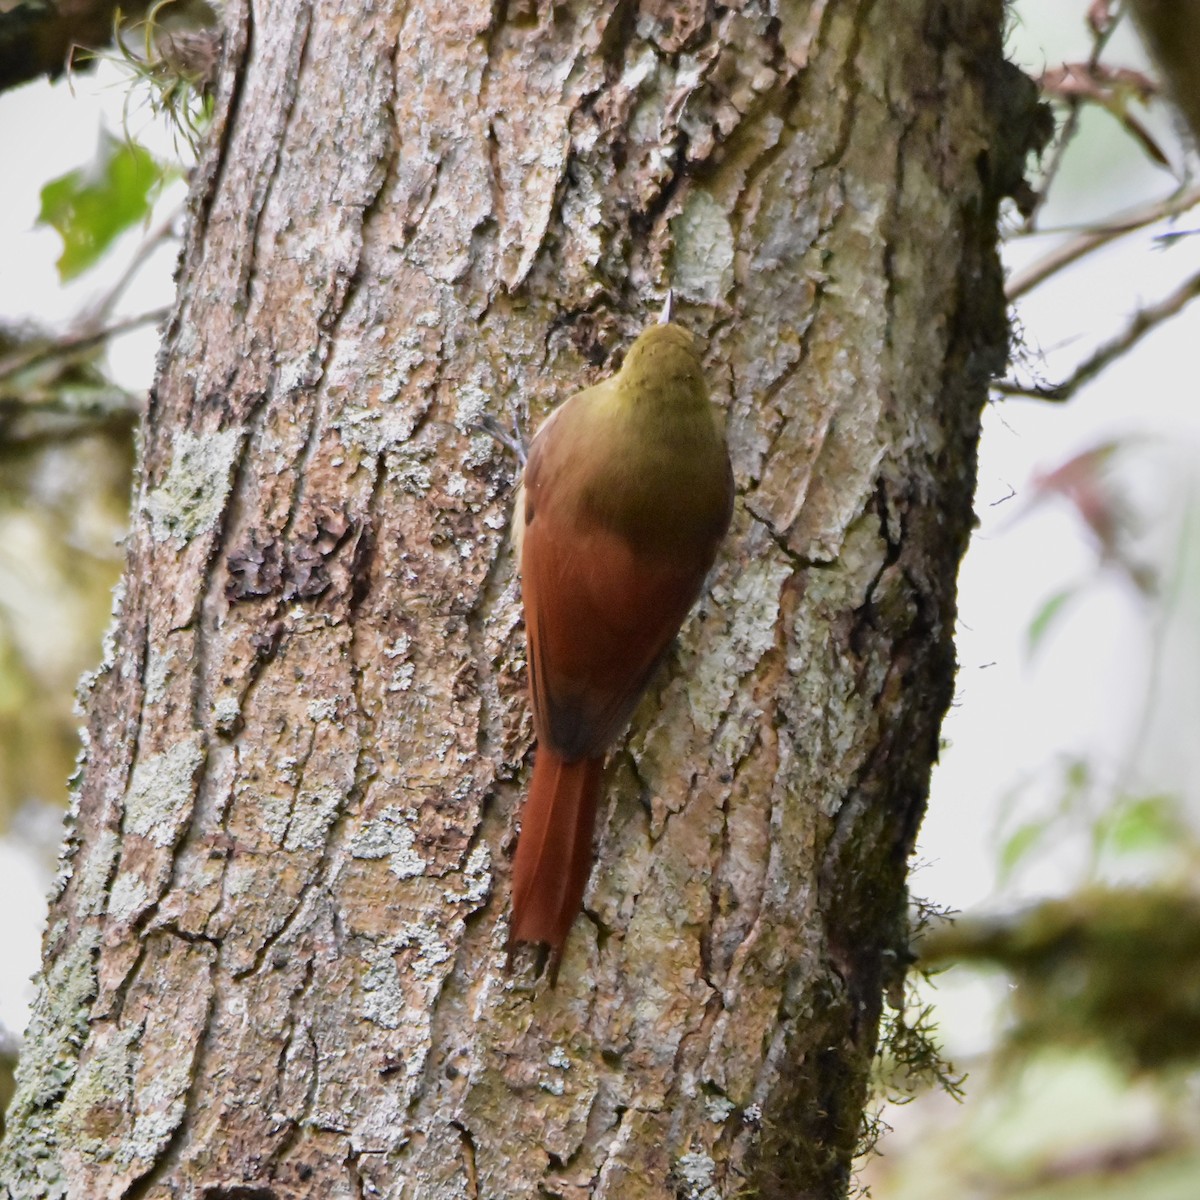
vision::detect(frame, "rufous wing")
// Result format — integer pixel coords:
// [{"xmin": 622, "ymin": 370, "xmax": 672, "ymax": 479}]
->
[{"xmin": 522, "ymin": 505, "xmax": 712, "ymax": 760}]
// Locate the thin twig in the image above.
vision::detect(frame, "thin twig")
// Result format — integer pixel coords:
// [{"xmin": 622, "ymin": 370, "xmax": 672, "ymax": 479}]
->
[
  {"xmin": 0, "ymin": 307, "xmax": 171, "ymax": 382},
  {"xmin": 1006, "ymin": 183, "xmax": 1200, "ymax": 300},
  {"xmin": 995, "ymin": 267, "xmax": 1200, "ymax": 401},
  {"xmin": 1021, "ymin": 2, "xmax": 1127, "ymax": 232},
  {"xmin": 84, "ymin": 204, "xmax": 183, "ymax": 325}
]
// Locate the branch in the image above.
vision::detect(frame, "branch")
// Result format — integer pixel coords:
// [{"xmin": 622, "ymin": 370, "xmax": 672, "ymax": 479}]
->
[
  {"xmin": 0, "ymin": 387, "xmax": 138, "ymax": 414},
  {"xmin": 1006, "ymin": 183, "xmax": 1200, "ymax": 300},
  {"xmin": 0, "ymin": 410, "xmax": 138, "ymax": 455},
  {"xmin": 0, "ymin": 310, "xmax": 162, "ymax": 449},
  {"xmin": 0, "ymin": 378, "xmax": 139, "ymax": 453},
  {"xmin": 1021, "ymin": 3, "xmax": 1128, "ymax": 232},
  {"xmin": 0, "ymin": 307, "xmax": 171, "ymax": 382},
  {"xmin": 914, "ymin": 888, "xmax": 1200, "ymax": 1071},
  {"xmin": 83, "ymin": 206, "xmax": 183, "ymax": 325},
  {"xmin": 995, "ymin": 267, "xmax": 1200, "ymax": 401}
]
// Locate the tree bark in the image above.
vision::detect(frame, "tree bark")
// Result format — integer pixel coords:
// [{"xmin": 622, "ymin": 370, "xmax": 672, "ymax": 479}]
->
[{"xmin": 0, "ymin": 1, "xmax": 1039, "ymax": 1197}]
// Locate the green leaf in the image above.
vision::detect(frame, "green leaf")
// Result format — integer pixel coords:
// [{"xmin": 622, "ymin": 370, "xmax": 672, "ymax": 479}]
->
[
  {"xmin": 1101, "ymin": 794, "xmax": 1183, "ymax": 856},
  {"xmin": 1026, "ymin": 585, "xmax": 1078, "ymax": 658},
  {"xmin": 999, "ymin": 818, "xmax": 1051, "ymax": 882},
  {"xmin": 37, "ymin": 132, "xmax": 165, "ymax": 281}
]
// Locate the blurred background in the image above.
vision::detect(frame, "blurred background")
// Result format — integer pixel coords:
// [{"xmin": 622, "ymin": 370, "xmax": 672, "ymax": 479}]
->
[
  {"xmin": 867, "ymin": 7, "xmax": 1200, "ymax": 1198},
  {"xmin": 1, "ymin": 4, "xmax": 1198, "ymax": 1195}
]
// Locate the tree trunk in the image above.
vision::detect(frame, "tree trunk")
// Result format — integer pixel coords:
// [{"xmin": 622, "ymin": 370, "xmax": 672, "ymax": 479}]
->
[{"xmin": 1, "ymin": 1, "xmax": 1038, "ymax": 1197}]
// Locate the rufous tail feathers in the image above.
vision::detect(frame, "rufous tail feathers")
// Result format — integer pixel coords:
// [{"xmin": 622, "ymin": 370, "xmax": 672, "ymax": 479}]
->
[{"xmin": 509, "ymin": 747, "xmax": 604, "ymax": 982}]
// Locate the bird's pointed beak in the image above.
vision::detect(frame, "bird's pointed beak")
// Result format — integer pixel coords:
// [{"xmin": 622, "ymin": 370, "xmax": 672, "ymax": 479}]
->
[{"xmin": 658, "ymin": 289, "xmax": 674, "ymax": 325}]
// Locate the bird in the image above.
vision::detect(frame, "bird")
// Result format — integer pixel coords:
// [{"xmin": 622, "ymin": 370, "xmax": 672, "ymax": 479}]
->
[{"xmin": 509, "ymin": 306, "xmax": 733, "ymax": 981}]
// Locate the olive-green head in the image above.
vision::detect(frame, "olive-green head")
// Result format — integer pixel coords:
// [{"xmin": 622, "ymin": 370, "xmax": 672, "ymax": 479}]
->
[{"xmin": 615, "ymin": 322, "xmax": 708, "ymax": 413}]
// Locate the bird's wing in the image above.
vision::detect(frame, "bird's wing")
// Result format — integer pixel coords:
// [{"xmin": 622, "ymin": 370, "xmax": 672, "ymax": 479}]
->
[{"xmin": 521, "ymin": 498, "xmax": 709, "ymax": 760}]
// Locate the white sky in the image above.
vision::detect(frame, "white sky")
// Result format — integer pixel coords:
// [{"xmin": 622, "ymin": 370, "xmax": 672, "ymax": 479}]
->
[{"xmin": 0, "ymin": 12, "xmax": 1197, "ymax": 1043}]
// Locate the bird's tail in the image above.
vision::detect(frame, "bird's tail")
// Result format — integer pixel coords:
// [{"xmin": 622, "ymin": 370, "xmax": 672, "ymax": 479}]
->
[{"xmin": 509, "ymin": 746, "xmax": 605, "ymax": 982}]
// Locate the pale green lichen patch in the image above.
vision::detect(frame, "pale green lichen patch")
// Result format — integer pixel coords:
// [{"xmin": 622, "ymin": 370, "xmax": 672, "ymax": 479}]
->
[
  {"xmin": 124, "ymin": 735, "xmax": 204, "ymax": 847},
  {"xmin": 671, "ymin": 190, "xmax": 735, "ymax": 305},
  {"xmin": 689, "ymin": 551, "xmax": 793, "ymax": 733},
  {"xmin": 621, "ymin": 42, "xmax": 659, "ymax": 95},
  {"xmin": 541, "ymin": 1045, "xmax": 572, "ymax": 1094},
  {"xmin": 386, "ymin": 446, "xmax": 434, "ymax": 495},
  {"xmin": 387, "ymin": 661, "xmax": 416, "ymax": 693},
  {"xmin": 122, "ymin": 1103, "xmax": 183, "ymax": 1169},
  {"xmin": 212, "ymin": 695, "xmax": 240, "ymax": 734},
  {"xmin": 394, "ymin": 922, "xmax": 451, "ymax": 982},
  {"xmin": 284, "ymin": 784, "xmax": 343, "ymax": 851},
  {"xmin": 49, "ymin": 770, "xmax": 87, "ymax": 907},
  {"xmin": 350, "ymin": 806, "xmax": 427, "ymax": 879},
  {"xmin": 107, "ymin": 871, "xmax": 151, "ymax": 923},
  {"xmin": 676, "ymin": 1150, "xmax": 721, "ymax": 1200},
  {"xmin": 275, "ymin": 348, "xmax": 324, "ymax": 395},
  {"xmin": 51, "ymin": 1023, "xmax": 137, "ymax": 1161},
  {"xmin": 452, "ymin": 843, "xmax": 491, "ymax": 905},
  {"xmin": 384, "ymin": 634, "xmax": 412, "ymax": 658},
  {"xmin": 335, "ymin": 405, "xmax": 422, "ymax": 458},
  {"xmin": 453, "ymin": 381, "xmax": 490, "ymax": 434},
  {"xmin": 0, "ymin": 925, "xmax": 102, "ymax": 1196},
  {"xmin": 84, "ymin": 577, "xmax": 127, "ymax": 686},
  {"xmin": 17, "ymin": 926, "xmax": 101, "ymax": 1105},
  {"xmin": 146, "ymin": 428, "xmax": 243, "ymax": 542},
  {"xmin": 832, "ymin": 506, "xmax": 891, "ymax": 602},
  {"xmin": 307, "ymin": 697, "xmax": 338, "ymax": 722},
  {"xmin": 560, "ymin": 160, "xmax": 605, "ymax": 268},
  {"xmin": 718, "ymin": 552, "xmax": 794, "ymax": 672},
  {"xmin": 362, "ymin": 952, "xmax": 405, "ymax": 1030},
  {"xmin": 143, "ymin": 637, "xmax": 182, "ymax": 705},
  {"xmin": 74, "ymin": 830, "xmax": 120, "ymax": 918},
  {"xmin": 464, "ymin": 431, "xmax": 499, "ymax": 470},
  {"xmin": 116, "ymin": 1015, "xmax": 204, "ymax": 1171}
]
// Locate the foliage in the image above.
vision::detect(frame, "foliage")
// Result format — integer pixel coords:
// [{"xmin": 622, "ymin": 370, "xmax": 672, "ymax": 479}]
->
[{"xmin": 37, "ymin": 131, "xmax": 167, "ymax": 282}]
